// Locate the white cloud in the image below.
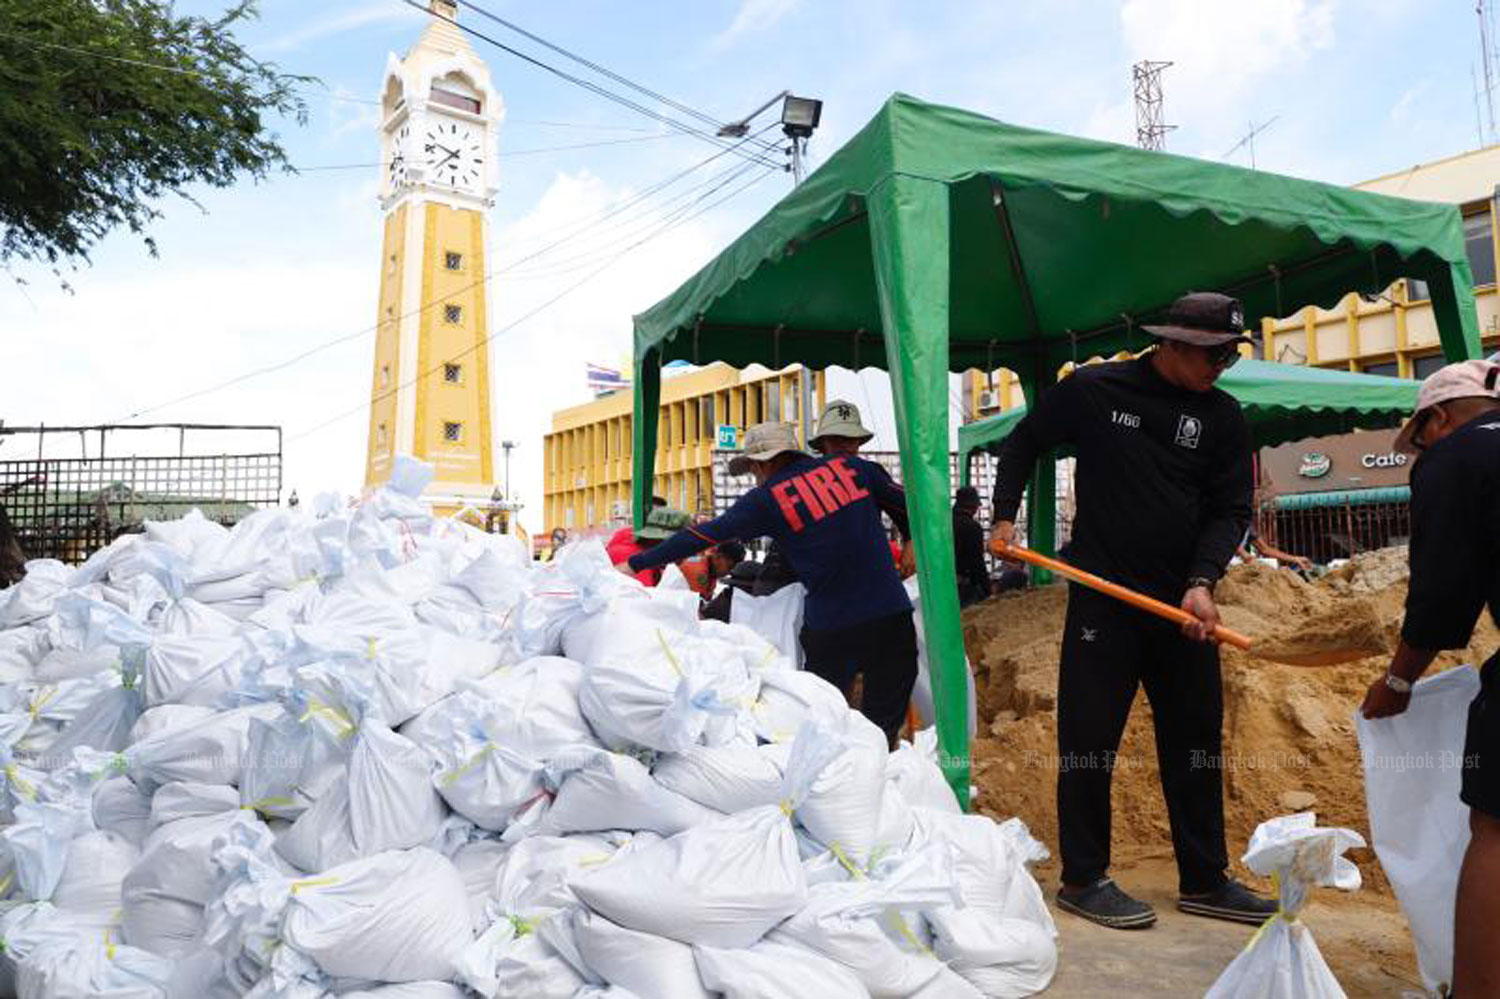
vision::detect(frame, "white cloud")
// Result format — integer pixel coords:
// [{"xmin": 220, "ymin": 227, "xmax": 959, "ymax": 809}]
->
[
  {"xmin": 1118, "ymin": 0, "xmax": 1337, "ymax": 152},
  {"xmin": 262, "ymin": 6, "xmax": 422, "ymax": 55},
  {"xmin": 711, "ymin": 0, "xmax": 800, "ymax": 50}
]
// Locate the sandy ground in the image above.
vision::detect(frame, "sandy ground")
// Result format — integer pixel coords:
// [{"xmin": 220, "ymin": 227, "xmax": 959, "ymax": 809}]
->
[
  {"xmin": 961, "ymin": 548, "xmax": 1492, "ymax": 995},
  {"xmin": 1042, "ymin": 856, "xmax": 1423, "ymax": 997}
]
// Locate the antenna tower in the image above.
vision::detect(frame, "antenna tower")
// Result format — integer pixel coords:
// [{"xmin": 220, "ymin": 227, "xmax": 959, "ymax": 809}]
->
[
  {"xmin": 1132, "ymin": 60, "xmax": 1176, "ymax": 151},
  {"xmin": 1480, "ymin": 0, "xmax": 1500, "ymax": 145}
]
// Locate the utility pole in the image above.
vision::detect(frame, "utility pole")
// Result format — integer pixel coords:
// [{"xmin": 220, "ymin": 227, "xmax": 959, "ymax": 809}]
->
[
  {"xmin": 501, "ymin": 440, "xmax": 515, "ymax": 504},
  {"xmin": 1132, "ymin": 60, "xmax": 1176, "ymax": 151}
]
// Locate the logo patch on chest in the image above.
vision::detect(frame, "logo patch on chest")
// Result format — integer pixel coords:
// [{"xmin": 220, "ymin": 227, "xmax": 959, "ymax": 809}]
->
[{"xmin": 1175, "ymin": 415, "xmax": 1203, "ymax": 449}]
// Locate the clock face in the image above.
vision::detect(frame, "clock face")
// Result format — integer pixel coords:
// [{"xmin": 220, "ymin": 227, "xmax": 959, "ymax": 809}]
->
[
  {"xmin": 424, "ymin": 119, "xmax": 484, "ymax": 192},
  {"xmin": 388, "ymin": 123, "xmax": 410, "ymax": 190}
]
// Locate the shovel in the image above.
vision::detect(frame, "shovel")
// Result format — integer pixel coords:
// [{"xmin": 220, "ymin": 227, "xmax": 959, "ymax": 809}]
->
[{"xmin": 990, "ymin": 541, "xmax": 1380, "ymax": 667}]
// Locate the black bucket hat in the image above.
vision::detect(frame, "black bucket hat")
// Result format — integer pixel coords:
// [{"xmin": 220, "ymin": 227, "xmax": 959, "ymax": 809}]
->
[{"xmin": 1143, "ymin": 292, "xmax": 1254, "ymax": 347}]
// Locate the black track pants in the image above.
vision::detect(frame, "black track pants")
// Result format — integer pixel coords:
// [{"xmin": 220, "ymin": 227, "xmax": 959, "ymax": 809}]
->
[
  {"xmin": 800, "ymin": 609, "xmax": 919, "ymax": 748},
  {"xmin": 1056, "ymin": 584, "xmax": 1229, "ymax": 894}
]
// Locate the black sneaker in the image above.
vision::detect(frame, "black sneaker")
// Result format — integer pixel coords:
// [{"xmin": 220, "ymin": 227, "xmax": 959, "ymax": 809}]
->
[
  {"xmin": 1178, "ymin": 879, "xmax": 1278, "ymax": 925},
  {"xmin": 1056, "ymin": 878, "xmax": 1157, "ymax": 930}
]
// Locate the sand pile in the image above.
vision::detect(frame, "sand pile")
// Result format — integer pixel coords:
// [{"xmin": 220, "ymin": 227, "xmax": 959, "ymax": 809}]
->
[{"xmin": 964, "ymin": 547, "xmax": 1497, "ymax": 894}]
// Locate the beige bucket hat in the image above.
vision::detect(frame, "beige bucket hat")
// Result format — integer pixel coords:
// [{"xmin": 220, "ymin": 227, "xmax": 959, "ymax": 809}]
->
[
  {"xmin": 727, "ymin": 421, "xmax": 805, "ymax": 475},
  {"xmin": 1393, "ymin": 358, "xmax": 1500, "ymax": 453},
  {"xmin": 809, "ymin": 399, "xmax": 874, "ymax": 451}
]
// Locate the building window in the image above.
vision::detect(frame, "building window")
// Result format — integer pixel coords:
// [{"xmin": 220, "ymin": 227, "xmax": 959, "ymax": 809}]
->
[
  {"xmin": 380, "ymin": 365, "xmax": 391, "ymax": 389},
  {"xmin": 444, "ymin": 304, "xmax": 463, "ymax": 324},
  {"xmin": 1413, "ymin": 353, "xmax": 1448, "ymax": 380},
  {"xmin": 443, "ymin": 363, "xmax": 462, "ymax": 384},
  {"xmin": 431, "ymin": 86, "xmax": 482, "ymax": 115},
  {"xmin": 702, "ymin": 396, "xmax": 716, "ymax": 439},
  {"xmin": 443, "ymin": 421, "xmax": 464, "ymax": 442},
  {"xmin": 376, "ymin": 423, "xmax": 388, "ymax": 447},
  {"xmin": 1362, "ymin": 360, "xmax": 1399, "ymax": 379},
  {"xmin": 445, "ymin": 252, "xmax": 463, "ymax": 271},
  {"xmin": 1465, "ymin": 209, "xmax": 1496, "ymax": 287},
  {"xmin": 765, "ymin": 382, "xmax": 780, "ymax": 423}
]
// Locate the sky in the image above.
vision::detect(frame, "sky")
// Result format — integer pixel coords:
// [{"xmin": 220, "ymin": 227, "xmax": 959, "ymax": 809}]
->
[{"xmin": 0, "ymin": 0, "xmax": 1489, "ymax": 532}]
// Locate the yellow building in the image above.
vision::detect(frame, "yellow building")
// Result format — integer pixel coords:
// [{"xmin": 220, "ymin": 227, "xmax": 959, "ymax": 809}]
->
[
  {"xmin": 365, "ymin": 0, "xmax": 503, "ymax": 516},
  {"xmin": 544, "ymin": 364, "xmax": 823, "ymax": 532},
  {"xmin": 963, "ymin": 145, "xmax": 1500, "ymax": 417}
]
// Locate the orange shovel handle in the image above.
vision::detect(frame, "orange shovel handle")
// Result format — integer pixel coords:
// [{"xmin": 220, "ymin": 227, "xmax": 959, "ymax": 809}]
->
[{"xmin": 991, "ymin": 541, "xmax": 1253, "ymax": 651}]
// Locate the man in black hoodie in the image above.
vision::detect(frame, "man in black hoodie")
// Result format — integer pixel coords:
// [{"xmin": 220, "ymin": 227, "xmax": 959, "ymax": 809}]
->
[{"xmin": 990, "ymin": 292, "xmax": 1274, "ymax": 930}]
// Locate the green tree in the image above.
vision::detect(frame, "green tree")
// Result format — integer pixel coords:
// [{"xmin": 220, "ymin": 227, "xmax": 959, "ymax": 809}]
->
[{"xmin": 0, "ymin": 0, "xmax": 307, "ymax": 272}]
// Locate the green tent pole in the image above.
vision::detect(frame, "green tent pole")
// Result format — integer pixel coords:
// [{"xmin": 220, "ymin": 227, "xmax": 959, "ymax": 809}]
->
[
  {"xmin": 867, "ymin": 173, "xmax": 970, "ymax": 808},
  {"xmin": 630, "ymin": 347, "xmax": 663, "ymax": 531},
  {"xmin": 1016, "ymin": 368, "xmax": 1056, "ymax": 585},
  {"xmin": 958, "ymin": 444, "xmax": 973, "ymax": 487},
  {"xmin": 1427, "ymin": 260, "xmax": 1483, "ymax": 362}
]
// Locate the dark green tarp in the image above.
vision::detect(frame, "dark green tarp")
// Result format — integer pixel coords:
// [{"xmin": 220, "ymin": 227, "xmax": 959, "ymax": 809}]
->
[
  {"xmin": 631, "ymin": 93, "xmax": 1481, "ymax": 804},
  {"xmin": 958, "ymin": 358, "xmax": 1425, "ymax": 477}
]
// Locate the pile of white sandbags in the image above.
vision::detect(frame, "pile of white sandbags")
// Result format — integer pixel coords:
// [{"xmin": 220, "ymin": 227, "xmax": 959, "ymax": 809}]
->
[{"xmin": 0, "ymin": 458, "xmax": 1057, "ymax": 999}]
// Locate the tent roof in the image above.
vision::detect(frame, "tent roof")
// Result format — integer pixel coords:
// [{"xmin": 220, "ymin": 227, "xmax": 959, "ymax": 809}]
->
[
  {"xmin": 957, "ymin": 358, "xmax": 1423, "ymax": 456},
  {"xmin": 634, "ymin": 93, "xmax": 1475, "ymax": 376}
]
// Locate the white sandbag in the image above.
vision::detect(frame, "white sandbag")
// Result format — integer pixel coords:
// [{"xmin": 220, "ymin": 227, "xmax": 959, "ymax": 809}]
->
[
  {"xmin": 128, "ymin": 704, "xmax": 216, "ymax": 745},
  {"xmin": 163, "ymin": 947, "xmax": 241, "ymax": 999},
  {"xmin": 208, "ymin": 844, "xmax": 474, "ymax": 984},
  {"xmin": 41, "ymin": 676, "xmax": 142, "ymax": 765},
  {"xmin": 341, "ymin": 984, "xmax": 471, "ymax": 999},
  {"xmin": 752, "ymin": 669, "xmax": 849, "ymax": 745},
  {"xmin": 695, "ymin": 938, "xmax": 870, "ymax": 999},
  {"xmin": 768, "ymin": 845, "xmax": 970, "ymax": 999},
  {"xmin": 888, "ymin": 729, "xmax": 961, "ymax": 814},
  {"xmin": 927, "ymin": 911, "xmax": 1057, "ymax": 998},
  {"xmin": 0, "ymin": 560, "xmax": 72, "ymax": 627},
  {"xmin": 3, "ymin": 799, "xmax": 94, "ymax": 901},
  {"xmin": 7, "ymin": 902, "xmax": 175, "ymax": 999},
  {"xmin": 579, "ymin": 636, "xmax": 758, "ymax": 754},
  {"xmin": 51, "ymin": 830, "xmax": 139, "ymax": 927},
  {"xmin": 794, "ymin": 713, "xmax": 889, "ymax": 864},
  {"xmin": 911, "ymin": 810, "xmax": 1054, "ymax": 932},
  {"xmin": 239, "ymin": 707, "xmax": 341, "ymax": 820},
  {"xmin": 729, "ymin": 582, "xmax": 806, "ymax": 667},
  {"xmin": 141, "ymin": 634, "xmax": 245, "ymax": 707},
  {"xmin": 573, "ymin": 910, "xmax": 715, "ymax": 999},
  {"xmin": 651, "ymin": 743, "xmax": 787, "ymax": 814},
  {"xmin": 570, "ymin": 725, "xmax": 839, "ymax": 949},
  {"xmin": 347, "ymin": 719, "xmax": 445, "ymax": 854},
  {"xmin": 92, "ymin": 775, "xmax": 153, "ymax": 847},
  {"xmin": 122, "ymin": 810, "xmax": 273, "ymax": 958},
  {"xmin": 149, "ymin": 781, "xmax": 240, "ymax": 828},
  {"xmin": 510, "ymin": 541, "xmax": 630, "ymax": 659},
  {"xmin": 1204, "ymin": 813, "xmax": 1365, "ymax": 999},
  {"xmin": 560, "ymin": 591, "xmax": 699, "ymax": 669},
  {"xmin": 905, "ymin": 578, "xmax": 978, "ymax": 739},
  {"xmin": 452, "ymin": 839, "xmax": 511, "ymax": 927},
  {"xmin": 541, "ymin": 750, "xmax": 720, "ymax": 838},
  {"xmin": 458, "ymin": 918, "xmax": 587, "ymax": 999},
  {"xmin": 426, "ymin": 690, "xmax": 549, "ymax": 831},
  {"xmin": 126, "ymin": 702, "xmax": 281, "ymax": 790},
  {"xmin": 1355, "ymin": 665, "xmax": 1478, "ymax": 995},
  {"xmin": 464, "ymin": 656, "xmax": 599, "ymax": 759}
]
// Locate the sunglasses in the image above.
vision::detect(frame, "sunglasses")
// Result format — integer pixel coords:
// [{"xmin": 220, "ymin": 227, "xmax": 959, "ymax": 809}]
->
[
  {"xmin": 1408, "ymin": 408, "xmax": 1436, "ymax": 451},
  {"xmin": 1202, "ymin": 342, "xmax": 1242, "ymax": 369}
]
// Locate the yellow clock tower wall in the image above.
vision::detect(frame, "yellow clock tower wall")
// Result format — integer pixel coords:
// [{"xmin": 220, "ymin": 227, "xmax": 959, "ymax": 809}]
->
[{"xmin": 365, "ymin": 1, "xmax": 503, "ymax": 515}]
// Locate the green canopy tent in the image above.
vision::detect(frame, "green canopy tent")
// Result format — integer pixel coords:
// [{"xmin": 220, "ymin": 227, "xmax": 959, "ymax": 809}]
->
[
  {"xmin": 958, "ymin": 359, "xmax": 1426, "ymax": 480},
  {"xmin": 631, "ymin": 94, "xmax": 1481, "ymax": 804}
]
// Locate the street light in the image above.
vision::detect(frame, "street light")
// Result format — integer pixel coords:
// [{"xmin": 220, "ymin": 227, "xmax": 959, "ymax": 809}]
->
[{"xmin": 780, "ymin": 95, "xmax": 822, "ymax": 185}]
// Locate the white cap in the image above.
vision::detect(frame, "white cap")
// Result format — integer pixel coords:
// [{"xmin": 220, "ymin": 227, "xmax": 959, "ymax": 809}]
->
[{"xmin": 1394, "ymin": 359, "xmax": 1500, "ymax": 453}]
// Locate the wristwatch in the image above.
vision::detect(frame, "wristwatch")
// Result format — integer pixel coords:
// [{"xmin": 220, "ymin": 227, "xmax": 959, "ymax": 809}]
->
[
  {"xmin": 1384, "ymin": 673, "xmax": 1413, "ymax": 695},
  {"xmin": 1186, "ymin": 576, "xmax": 1216, "ymax": 594}
]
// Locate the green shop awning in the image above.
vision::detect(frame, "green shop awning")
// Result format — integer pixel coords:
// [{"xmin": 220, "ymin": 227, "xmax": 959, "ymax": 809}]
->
[
  {"xmin": 1274, "ymin": 486, "xmax": 1410, "ymax": 510},
  {"xmin": 630, "ymin": 93, "xmax": 1481, "ymax": 806},
  {"xmin": 958, "ymin": 359, "xmax": 1424, "ymax": 472}
]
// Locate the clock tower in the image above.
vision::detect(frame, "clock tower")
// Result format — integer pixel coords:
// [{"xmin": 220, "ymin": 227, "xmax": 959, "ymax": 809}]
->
[{"xmin": 365, "ymin": 0, "xmax": 503, "ymax": 514}]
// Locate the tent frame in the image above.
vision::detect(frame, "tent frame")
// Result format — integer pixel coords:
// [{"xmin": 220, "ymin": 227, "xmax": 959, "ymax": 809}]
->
[{"xmin": 629, "ymin": 95, "xmax": 1482, "ymax": 805}]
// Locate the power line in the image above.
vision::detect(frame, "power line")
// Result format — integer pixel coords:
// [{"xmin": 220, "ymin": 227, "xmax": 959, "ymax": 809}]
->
[
  {"xmin": 397, "ymin": 0, "xmax": 784, "ymax": 171},
  {"xmin": 289, "ymin": 160, "xmax": 778, "ymax": 442},
  {"xmin": 455, "ymin": 0, "xmax": 781, "ymax": 157},
  {"xmin": 115, "ymin": 130, "xmax": 775, "ymax": 422}
]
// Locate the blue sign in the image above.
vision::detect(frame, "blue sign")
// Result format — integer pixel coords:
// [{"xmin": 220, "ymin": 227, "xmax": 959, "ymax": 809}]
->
[{"xmin": 717, "ymin": 425, "xmax": 740, "ymax": 449}]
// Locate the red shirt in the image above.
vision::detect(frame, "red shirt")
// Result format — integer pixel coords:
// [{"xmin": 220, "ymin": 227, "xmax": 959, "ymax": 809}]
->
[{"xmin": 606, "ymin": 527, "xmax": 660, "ymax": 585}]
